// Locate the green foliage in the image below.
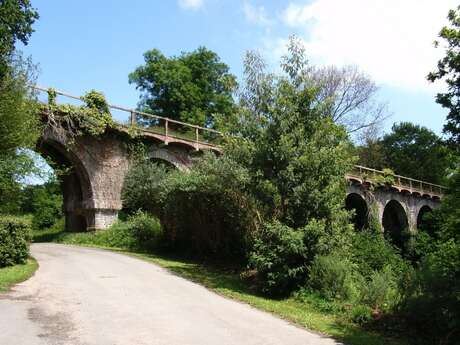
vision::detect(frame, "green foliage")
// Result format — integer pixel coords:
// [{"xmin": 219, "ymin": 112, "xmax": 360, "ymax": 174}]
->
[
  {"xmin": 44, "ymin": 88, "xmax": 113, "ymax": 138},
  {"xmin": 159, "ymin": 154, "xmax": 258, "ymax": 262},
  {"xmin": 123, "ymin": 211, "xmax": 163, "ymax": 251},
  {"xmin": 249, "ymin": 221, "xmax": 311, "ymax": 295},
  {"xmin": 43, "ymin": 212, "xmax": 163, "ymax": 252},
  {"xmin": 20, "ymin": 179, "xmax": 63, "ymax": 229},
  {"xmin": 222, "ymin": 38, "xmax": 355, "ymax": 293},
  {"xmin": 129, "ymin": 47, "xmax": 237, "ymax": 127},
  {"xmin": 121, "ymin": 160, "xmax": 170, "ymax": 215},
  {"xmin": 428, "ymin": 6, "xmax": 460, "ymax": 148},
  {"xmin": 0, "ymin": 215, "xmax": 31, "ymax": 267},
  {"xmin": 349, "ymin": 231, "xmax": 409, "ymax": 280},
  {"xmin": 381, "ymin": 122, "xmax": 451, "ymax": 184},
  {"xmin": 395, "ymin": 167, "xmax": 460, "ymax": 344},
  {"xmin": 0, "ymin": 258, "xmax": 37, "ymax": 292},
  {"xmin": 308, "ymin": 255, "xmax": 359, "ymax": 301},
  {"xmin": 372, "ymin": 168, "xmax": 395, "ymax": 188},
  {"xmin": 0, "ymin": 0, "xmax": 38, "ymax": 76},
  {"xmin": 349, "ymin": 305, "xmax": 373, "ymax": 325},
  {"xmin": 359, "ymin": 267, "xmax": 400, "ymax": 311}
]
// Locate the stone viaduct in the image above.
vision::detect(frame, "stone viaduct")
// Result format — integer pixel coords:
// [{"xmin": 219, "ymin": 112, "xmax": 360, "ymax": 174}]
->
[{"xmin": 35, "ymin": 87, "xmax": 444, "ymax": 241}]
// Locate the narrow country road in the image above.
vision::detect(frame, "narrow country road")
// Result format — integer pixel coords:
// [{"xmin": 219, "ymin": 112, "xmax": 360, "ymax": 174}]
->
[{"xmin": 0, "ymin": 243, "xmax": 340, "ymax": 345}]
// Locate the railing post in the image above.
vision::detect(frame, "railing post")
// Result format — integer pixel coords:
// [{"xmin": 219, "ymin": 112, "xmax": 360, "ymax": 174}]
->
[
  {"xmin": 165, "ymin": 119, "xmax": 169, "ymax": 137},
  {"xmin": 409, "ymin": 180, "xmax": 412, "ymax": 191},
  {"xmin": 195, "ymin": 127, "xmax": 199, "ymax": 142},
  {"xmin": 130, "ymin": 111, "xmax": 137, "ymax": 126}
]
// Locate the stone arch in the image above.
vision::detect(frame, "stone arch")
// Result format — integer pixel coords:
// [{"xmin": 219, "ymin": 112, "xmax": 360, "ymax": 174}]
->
[
  {"xmin": 382, "ymin": 200, "xmax": 408, "ymax": 249},
  {"xmin": 417, "ymin": 205, "xmax": 433, "ymax": 230},
  {"xmin": 148, "ymin": 147, "xmax": 191, "ymax": 171},
  {"xmin": 36, "ymin": 138, "xmax": 92, "ymax": 232},
  {"xmin": 345, "ymin": 193, "xmax": 369, "ymax": 230}
]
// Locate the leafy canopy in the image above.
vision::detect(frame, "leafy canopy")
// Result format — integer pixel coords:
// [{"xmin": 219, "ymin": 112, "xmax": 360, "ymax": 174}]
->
[
  {"xmin": 428, "ymin": 5, "xmax": 460, "ymax": 148},
  {"xmin": 0, "ymin": 0, "xmax": 38, "ymax": 77},
  {"xmin": 222, "ymin": 37, "xmax": 355, "ymax": 295},
  {"xmin": 129, "ymin": 47, "xmax": 237, "ymax": 127},
  {"xmin": 381, "ymin": 122, "xmax": 451, "ymax": 184}
]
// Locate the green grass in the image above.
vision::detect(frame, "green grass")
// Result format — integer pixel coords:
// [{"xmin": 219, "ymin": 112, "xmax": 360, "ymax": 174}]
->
[
  {"xmin": 32, "ymin": 228, "xmax": 406, "ymax": 345},
  {"xmin": 0, "ymin": 259, "xmax": 38, "ymax": 292}
]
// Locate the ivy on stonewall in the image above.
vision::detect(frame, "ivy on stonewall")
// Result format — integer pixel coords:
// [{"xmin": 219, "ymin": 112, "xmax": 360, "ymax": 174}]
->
[{"xmin": 43, "ymin": 88, "xmax": 114, "ymax": 138}]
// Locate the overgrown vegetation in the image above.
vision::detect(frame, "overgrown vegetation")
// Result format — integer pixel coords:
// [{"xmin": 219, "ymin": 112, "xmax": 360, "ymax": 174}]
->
[
  {"xmin": 0, "ymin": 215, "xmax": 31, "ymax": 267},
  {"xmin": 0, "ymin": 2, "xmax": 458, "ymax": 344}
]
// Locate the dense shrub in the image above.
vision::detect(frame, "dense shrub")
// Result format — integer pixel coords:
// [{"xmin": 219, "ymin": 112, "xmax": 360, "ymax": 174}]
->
[
  {"xmin": 249, "ymin": 221, "xmax": 311, "ymax": 295},
  {"xmin": 359, "ymin": 266, "xmax": 400, "ymax": 311},
  {"xmin": 21, "ymin": 180, "xmax": 63, "ymax": 230},
  {"xmin": 248, "ymin": 219, "xmax": 353, "ymax": 296},
  {"xmin": 160, "ymin": 154, "xmax": 259, "ymax": 263},
  {"xmin": 398, "ymin": 240, "xmax": 460, "ymax": 344},
  {"xmin": 54, "ymin": 212, "xmax": 163, "ymax": 252},
  {"xmin": 0, "ymin": 216, "xmax": 31, "ymax": 267},
  {"xmin": 349, "ymin": 230, "xmax": 410, "ymax": 280},
  {"xmin": 122, "ymin": 161, "xmax": 170, "ymax": 215},
  {"xmin": 125, "ymin": 211, "xmax": 163, "ymax": 251},
  {"xmin": 308, "ymin": 254, "xmax": 359, "ymax": 301}
]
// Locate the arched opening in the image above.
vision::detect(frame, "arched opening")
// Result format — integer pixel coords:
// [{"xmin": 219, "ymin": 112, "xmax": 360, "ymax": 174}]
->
[
  {"xmin": 382, "ymin": 200, "xmax": 408, "ymax": 249},
  {"xmin": 345, "ymin": 193, "xmax": 368, "ymax": 230},
  {"xmin": 417, "ymin": 205, "xmax": 433, "ymax": 231},
  {"xmin": 36, "ymin": 139, "xmax": 92, "ymax": 232}
]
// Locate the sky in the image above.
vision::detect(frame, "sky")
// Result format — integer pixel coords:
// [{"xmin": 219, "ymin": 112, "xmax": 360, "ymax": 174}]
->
[{"xmin": 20, "ymin": 0, "xmax": 457, "ymax": 136}]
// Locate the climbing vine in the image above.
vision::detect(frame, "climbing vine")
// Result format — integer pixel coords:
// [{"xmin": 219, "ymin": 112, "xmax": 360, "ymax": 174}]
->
[{"xmin": 42, "ymin": 88, "xmax": 114, "ymax": 142}]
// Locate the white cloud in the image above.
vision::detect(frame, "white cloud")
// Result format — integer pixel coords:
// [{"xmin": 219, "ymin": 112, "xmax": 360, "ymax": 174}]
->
[
  {"xmin": 178, "ymin": 0, "xmax": 204, "ymax": 11},
  {"xmin": 280, "ymin": 0, "xmax": 457, "ymax": 91},
  {"xmin": 243, "ymin": 1, "xmax": 272, "ymax": 26}
]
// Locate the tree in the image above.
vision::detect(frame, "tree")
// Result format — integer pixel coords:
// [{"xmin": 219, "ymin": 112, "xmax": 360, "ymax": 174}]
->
[
  {"xmin": 224, "ymin": 38, "xmax": 355, "ymax": 294},
  {"xmin": 428, "ymin": 6, "xmax": 460, "ymax": 149},
  {"xmin": 0, "ymin": 0, "xmax": 39, "ymax": 77},
  {"xmin": 0, "ymin": 1, "xmax": 40, "ymax": 214},
  {"xmin": 129, "ymin": 47, "xmax": 237, "ymax": 127},
  {"xmin": 308, "ymin": 64, "xmax": 389, "ymax": 134},
  {"xmin": 355, "ymin": 124, "xmax": 387, "ymax": 170},
  {"xmin": 380, "ymin": 122, "xmax": 451, "ymax": 184}
]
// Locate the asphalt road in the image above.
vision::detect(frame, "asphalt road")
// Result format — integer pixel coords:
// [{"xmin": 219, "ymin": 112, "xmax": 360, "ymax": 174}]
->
[{"xmin": 0, "ymin": 243, "xmax": 340, "ymax": 345}]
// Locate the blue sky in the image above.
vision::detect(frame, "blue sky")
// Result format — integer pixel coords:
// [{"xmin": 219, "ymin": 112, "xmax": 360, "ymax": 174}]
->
[{"xmin": 21, "ymin": 0, "xmax": 456, "ymax": 135}]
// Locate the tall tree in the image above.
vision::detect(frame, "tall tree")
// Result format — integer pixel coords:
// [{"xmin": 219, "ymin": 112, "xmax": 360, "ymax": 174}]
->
[
  {"xmin": 129, "ymin": 47, "xmax": 237, "ymax": 127},
  {"xmin": 0, "ymin": 0, "xmax": 38, "ymax": 77},
  {"xmin": 308, "ymin": 64, "xmax": 389, "ymax": 134},
  {"xmin": 224, "ymin": 38, "xmax": 355, "ymax": 294},
  {"xmin": 428, "ymin": 5, "xmax": 460, "ymax": 149},
  {"xmin": 381, "ymin": 122, "xmax": 451, "ymax": 184},
  {"xmin": 0, "ymin": 0, "xmax": 40, "ymax": 214}
]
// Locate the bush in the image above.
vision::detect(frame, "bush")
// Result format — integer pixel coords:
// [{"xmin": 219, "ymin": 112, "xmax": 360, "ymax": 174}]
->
[
  {"xmin": 248, "ymin": 220, "xmax": 334, "ymax": 296},
  {"xmin": 160, "ymin": 154, "xmax": 259, "ymax": 263},
  {"xmin": 398, "ymin": 240, "xmax": 460, "ymax": 344},
  {"xmin": 101, "ymin": 212, "xmax": 162, "ymax": 251},
  {"xmin": 349, "ymin": 231, "xmax": 410, "ymax": 281},
  {"xmin": 122, "ymin": 161, "xmax": 169, "ymax": 215},
  {"xmin": 359, "ymin": 266, "xmax": 400, "ymax": 311},
  {"xmin": 21, "ymin": 180, "xmax": 63, "ymax": 230},
  {"xmin": 0, "ymin": 216, "xmax": 31, "ymax": 267},
  {"xmin": 53, "ymin": 212, "xmax": 163, "ymax": 252},
  {"xmin": 308, "ymin": 254, "xmax": 359, "ymax": 301},
  {"xmin": 125, "ymin": 211, "xmax": 163, "ymax": 251},
  {"xmin": 349, "ymin": 304, "xmax": 373, "ymax": 325}
]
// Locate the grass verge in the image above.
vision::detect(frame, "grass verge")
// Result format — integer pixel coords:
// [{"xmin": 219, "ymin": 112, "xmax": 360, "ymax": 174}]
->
[
  {"xmin": 0, "ymin": 258, "xmax": 38, "ymax": 292},
  {"xmin": 33, "ymin": 227, "xmax": 405, "ymax": 345}
]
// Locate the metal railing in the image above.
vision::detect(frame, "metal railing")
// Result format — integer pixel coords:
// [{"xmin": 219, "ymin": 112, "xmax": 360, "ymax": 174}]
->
[
  {"xmin": 348, "ymin": 165, "xmax": 446, "ymax": 197},
  {"xmin": 32, "ymin": 85, "xmax": 223, "ymax": 148}
]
